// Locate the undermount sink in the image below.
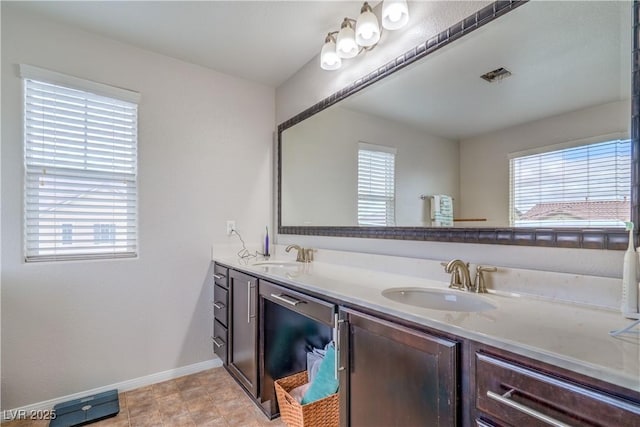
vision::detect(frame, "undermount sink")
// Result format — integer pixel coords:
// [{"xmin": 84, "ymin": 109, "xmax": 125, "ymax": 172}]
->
[
  {"xmin": 382, "ymin": 287, "xmax": 496, "ymax": 312},
  {"xmin": 251, "ymin": 260, "xmax": 301, "ymax": 268}
]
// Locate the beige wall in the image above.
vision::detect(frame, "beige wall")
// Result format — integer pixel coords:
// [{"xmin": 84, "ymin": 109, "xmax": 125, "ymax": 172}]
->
[
  {"xmin": 1, "ymin": 5, "xmax": 274, "ymax": 409},
  {"xmin": 282, "ymin": 106, "xmax": 459, "ymax": 226},
  {"xmin": 275, "ymin": 1, "xmax": 625, "ymax": 278}
]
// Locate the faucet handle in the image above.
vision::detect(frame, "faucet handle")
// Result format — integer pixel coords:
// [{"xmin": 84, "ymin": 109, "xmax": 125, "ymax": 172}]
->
[
  {"xmin": 441, "ymin": 261, "xmax": 457, "ymax": 288},
  {"xmin": 304, "ymin": 248, "xmax": 315, "ymax": 262},
  {"xmin": 473, "ymin": 265, "xmax": 497, "ymax": 293}
]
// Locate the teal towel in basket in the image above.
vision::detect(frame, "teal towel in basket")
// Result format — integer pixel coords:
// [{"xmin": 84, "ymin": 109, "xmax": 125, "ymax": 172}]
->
[{"xmin": 301, "ymin": 345, "xmax": 338, "ymax": 404}]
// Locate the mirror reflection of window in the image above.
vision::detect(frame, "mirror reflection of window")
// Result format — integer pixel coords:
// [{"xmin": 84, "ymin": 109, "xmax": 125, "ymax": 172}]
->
[
  {"xmin": 509, "ymin": 138, "xmax": 631, "ymax": 228},
  {"xmin": 357, "ymin": 142, "xmax": 396, "ymax": 226}
]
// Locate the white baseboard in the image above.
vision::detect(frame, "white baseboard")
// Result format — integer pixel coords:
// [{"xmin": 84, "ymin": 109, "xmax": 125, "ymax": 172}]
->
[{"xmin": 1, "ymin": 358, "xmax": 222, "ymax": 422}]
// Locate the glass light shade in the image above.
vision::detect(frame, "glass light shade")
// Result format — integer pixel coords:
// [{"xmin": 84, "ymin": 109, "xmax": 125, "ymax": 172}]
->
[
  {"xmin": 320, "ymin": 39, "xmax": 342, "ymax": 70},
  {"xmin": 336, "ymin": 24, "xmax": 359, "ymax": 58},
  {"xmin": 382, "ymin": 0, "xmax": 409, "ymax": 30},
  {"xmin": 356, "ymin": 10, "xmax": 380, "ymax": 47}
]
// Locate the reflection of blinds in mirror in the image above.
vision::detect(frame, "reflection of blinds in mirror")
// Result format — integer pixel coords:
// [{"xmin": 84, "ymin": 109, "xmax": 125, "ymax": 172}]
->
[
  {"xmin": 358, "ymin": 143, "xmax": 396, "ymax": 226},
  {"xmin": 509, "ymin": 139, "xmax": 631, "ymax": 228}
]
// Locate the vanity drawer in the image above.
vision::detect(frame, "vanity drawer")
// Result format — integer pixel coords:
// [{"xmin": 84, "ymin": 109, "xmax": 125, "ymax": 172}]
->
[
  {"xmin": 213, "ymin": 264, "xmax": 228, "ymax": 289},
  {"xmin": 476, "ymin": 352, "xmax": 640, "ymax": 427},
  {"xmin": 213, "ymin": 285, "xmax": 228, "ymax": 327},
  {"xmin": 259, "ymin": 280, "xmax": 335, "ymax": 326},
  {"xmin": 212, "ymin": 320, "xmax": 227, "ymax": 365}
]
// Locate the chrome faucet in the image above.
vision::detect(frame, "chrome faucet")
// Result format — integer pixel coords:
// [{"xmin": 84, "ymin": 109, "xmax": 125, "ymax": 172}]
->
[
  {"xmin": 285, "ymin": 244, "xmax": 314, "ymax": 263},
  {"xmin": 442, "ymin": 259, "xmax": 496, "ymax": 293},
  {"xmin": 444, "ymin": 259, "xmax": 472, "ymax": 290}
]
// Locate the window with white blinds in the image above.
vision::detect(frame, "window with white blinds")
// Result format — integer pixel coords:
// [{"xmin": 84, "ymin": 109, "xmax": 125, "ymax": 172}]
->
[
  {"xmin": 22, "ymin": 67, "xmax": 139, "ymax": 262},
  {"xmin": 358, "ymin": 143, "xmax": 396, "ymax": 226},
  {"xmin": 509, "ymin": 139, "xmax": 631, "ymax": 228}
]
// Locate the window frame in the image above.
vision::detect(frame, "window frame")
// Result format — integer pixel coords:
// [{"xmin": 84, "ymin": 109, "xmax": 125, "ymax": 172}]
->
[
  {"xmin": 508, "ymin": 133, "xmax": 631, "ymax": 228},
  {"xmin": 357, "ymin": 142, "xmax": 397, "ymax": 226},
  {"xmin": 20, "ymin": 65, "xmax": 140, "ymax": 262}
]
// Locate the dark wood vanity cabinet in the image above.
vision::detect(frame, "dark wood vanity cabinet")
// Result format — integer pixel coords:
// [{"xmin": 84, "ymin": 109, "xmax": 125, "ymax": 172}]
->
[
  {"xmin": 228, "ymin": 269, "xmax": 259, "ymax": 397},
  {"xmin": 213, "ymin": 263, "xmax": 639, "ymax": 427},
  {"xmin": 471, "ymin": 345, "xmax": 640, "ymax": 427},
  {"xmin": 338, "ymin": 308, "xmax": 458, "ymax": 427}
]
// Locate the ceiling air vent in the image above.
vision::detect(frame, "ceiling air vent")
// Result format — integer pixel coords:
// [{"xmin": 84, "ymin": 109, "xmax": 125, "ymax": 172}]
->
[{"xmin": 480, "ymin": 67, "xmax": 512, "ymax": 82}]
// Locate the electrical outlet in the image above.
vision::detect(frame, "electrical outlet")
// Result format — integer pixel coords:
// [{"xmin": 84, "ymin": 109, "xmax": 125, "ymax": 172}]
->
[{"xmin": 226, "ymin": 220, "xmax": 236, "ymax": 235}]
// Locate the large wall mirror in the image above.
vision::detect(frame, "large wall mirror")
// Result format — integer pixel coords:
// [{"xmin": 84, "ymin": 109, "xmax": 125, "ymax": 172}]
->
[{"xmin": 278, "ymin": 1, "xmax": 639, "ymax": 250}]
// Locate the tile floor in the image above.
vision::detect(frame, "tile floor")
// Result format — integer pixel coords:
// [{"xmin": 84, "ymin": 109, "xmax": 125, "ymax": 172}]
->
[{"xmin": 4, "ymin": 368, "xmax": 286, "ymax": 427}]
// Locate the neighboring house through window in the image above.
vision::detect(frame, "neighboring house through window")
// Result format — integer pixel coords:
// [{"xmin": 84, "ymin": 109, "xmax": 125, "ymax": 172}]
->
[
  {"xmin": 509, "ymin": 138, "xmax": 631, "ymax": 227},
  {"xmin": 61, "ymin": 223, "xmax": 72, "ymax": 245},
  {"xmin": 357, "ymin": 142, "xmax": 396, "ymax": 226},
  {"xmin": 21, "ymin": 65, "xmax": 140, "ymax": 262},
  {"xmin": 94, "ymin": 224, "xmax": 116, "ymax": 244}
]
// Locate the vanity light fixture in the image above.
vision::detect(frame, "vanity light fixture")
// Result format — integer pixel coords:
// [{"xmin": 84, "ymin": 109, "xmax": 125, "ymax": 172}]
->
[
  {"xmin": 381, "ymin": 0, "xmax": 410, "ymax": 30},
  {"xmin": 320, "ymin": 0, "xmax": 409, "ymax": 71}
]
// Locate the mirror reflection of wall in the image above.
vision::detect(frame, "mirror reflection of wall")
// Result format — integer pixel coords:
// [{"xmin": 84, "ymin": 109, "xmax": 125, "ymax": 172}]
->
[
  {"xmin": 280, "ymin": 1, "xmax": 632, "ymax": 229},
  {"xmin": 281, "ymin": 105, "xmax": 459, "ymax": 227}
]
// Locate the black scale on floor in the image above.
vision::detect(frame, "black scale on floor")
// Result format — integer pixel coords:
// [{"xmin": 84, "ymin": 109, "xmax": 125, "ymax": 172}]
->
[{"xmin": 49, "ymin": 389, "xmax": 119, "ymax": 427}]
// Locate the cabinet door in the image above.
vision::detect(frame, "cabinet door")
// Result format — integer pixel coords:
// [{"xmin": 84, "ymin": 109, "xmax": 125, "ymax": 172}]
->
[
  {"xmin": 228, "ymin": 270, "xmax": 258, "ymax": 397},
  {"xmin": 339, "ymin": 308, "xmax": 458, "ymax": 427}
]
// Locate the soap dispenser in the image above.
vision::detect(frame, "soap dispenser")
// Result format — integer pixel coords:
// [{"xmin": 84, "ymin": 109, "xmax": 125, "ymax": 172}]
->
[{"xmin": 621, "ymin": 222, "xmax": 639, "ymax": 318}]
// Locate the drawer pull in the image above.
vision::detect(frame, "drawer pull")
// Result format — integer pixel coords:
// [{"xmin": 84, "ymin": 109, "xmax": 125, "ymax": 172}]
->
[
  {"xmin": 211, "ymin": 336, "xmax": 224, "ymax": 348},
  {"xmin": 213, "ymin": 274, "xmax": 224, "ymax": 280},
  {"xmin": 487, "ymin": 389, "xmax": 572, "ymax": 427},
  {"xmin": 271, "ymin": 293, "xmax": 306, "ymax": 306},
  {"xmin": 213, "ymin": 302, "xmax": 225, "ymax": 310}
]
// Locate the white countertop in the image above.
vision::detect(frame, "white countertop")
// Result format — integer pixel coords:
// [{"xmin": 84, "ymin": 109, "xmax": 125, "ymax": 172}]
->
[{"xmin": 214, "ymin": 255, "xmax": 640, "ymax": 394}]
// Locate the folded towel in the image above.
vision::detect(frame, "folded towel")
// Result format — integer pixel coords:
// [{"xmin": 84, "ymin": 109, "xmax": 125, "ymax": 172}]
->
[
  {"xmin": 432, "ymin": 195, "xmax": 453, "ymax": 226},
  {"xmin": 301, "ymin": 345, "xmax": 338, "ymax": 404},
  {"xmin": 306, "ymin": 341, "xmax": 332, "ymax": 383}
]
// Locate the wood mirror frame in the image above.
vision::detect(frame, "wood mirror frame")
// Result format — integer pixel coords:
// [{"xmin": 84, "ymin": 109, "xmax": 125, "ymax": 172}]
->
[{"xmin": 277, "ymin": 0, "xmax": 639, "ymax": 250}]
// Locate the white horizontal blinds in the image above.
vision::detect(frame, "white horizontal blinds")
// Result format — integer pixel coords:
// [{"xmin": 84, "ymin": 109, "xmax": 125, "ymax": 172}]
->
[
  {"xmin": 510, "ymin": 139, "xmax": 631, "ymax": 228},
  {"xmin": 358, "ymin": 143, "xmax": 396, "ymax": 226},
  {"xmin": 24, "ymin": 77, "xmax": 138, "ymax": 262}
]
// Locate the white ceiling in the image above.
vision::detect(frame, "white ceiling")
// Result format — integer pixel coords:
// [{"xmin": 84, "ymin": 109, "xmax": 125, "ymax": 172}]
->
[
  {"xmin": 342, "ymin": 1, "xmax": 632, "ymax": 140},
  {"xmin": 5, "ymin": 0, "xmax": 369, "ymax": 87}
]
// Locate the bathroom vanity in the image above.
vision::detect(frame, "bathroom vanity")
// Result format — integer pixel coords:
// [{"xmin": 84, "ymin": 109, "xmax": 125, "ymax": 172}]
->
[
  {"xmin": 210, "ymin": 258, "xmax": 640, "ymax": 427},
  {"xmin": 223, "ymin": 1, "xmax": 640, "ymax": 424}
]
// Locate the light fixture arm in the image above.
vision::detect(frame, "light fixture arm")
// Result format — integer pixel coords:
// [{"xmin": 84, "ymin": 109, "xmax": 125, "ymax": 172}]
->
[
  {"xmin": 324, "ymin": 31, "xmax": 339, "ymax": 44},
  {"xmin": 340, "ymin": 17, "xmax": 357, "ymax": 29}
]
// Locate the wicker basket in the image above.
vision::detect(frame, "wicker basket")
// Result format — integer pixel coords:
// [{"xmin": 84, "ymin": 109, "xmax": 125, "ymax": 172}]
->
[{"xmin": 274, "ymin": 371, "xmax": 339, "ymax": 427}]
